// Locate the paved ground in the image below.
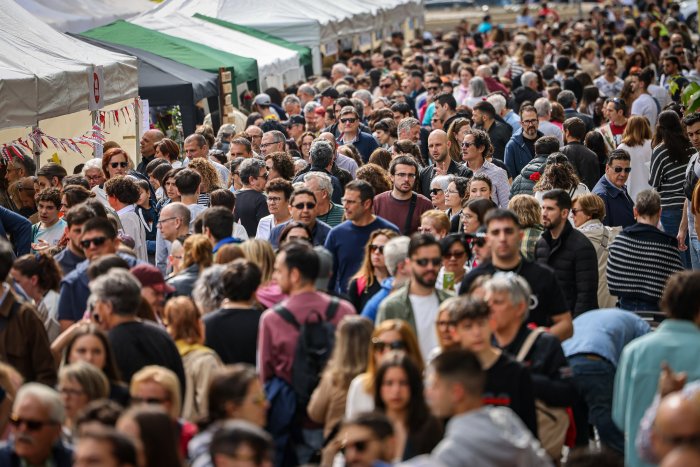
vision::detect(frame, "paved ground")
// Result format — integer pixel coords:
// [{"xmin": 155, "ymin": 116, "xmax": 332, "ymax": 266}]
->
[{"xmin": 424, "ymin": 2, "xmax": 597, "ymax": 32}]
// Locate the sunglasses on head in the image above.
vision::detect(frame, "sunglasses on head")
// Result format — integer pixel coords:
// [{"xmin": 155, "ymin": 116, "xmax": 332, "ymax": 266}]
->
[
  {"xmin": 372, "ymin": 339, "xmax": 407, "ymax": 352},
  {"xmin": 612, "ymin": 166, "xmax": 632, "ymax": 173},
  {"xmin": 80, "ymin": 236, "xmax": 108, "ymax": 249},
  {"xmin": 414, "ymin": 257, "xmax": 442, "ymax": 267},
  {"xmin": 9, "ymin": 416, "xmax": 56, "ymax": 431},
  {"xmin": 293, "ymin": 202, "xmax": 316, "ymax": 210},
  {"xmin": 110, "ymin": 162, "xmax": 129, "ymax": 169}
]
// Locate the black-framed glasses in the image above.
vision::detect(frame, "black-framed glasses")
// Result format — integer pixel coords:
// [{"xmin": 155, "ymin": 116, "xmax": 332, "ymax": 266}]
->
[
  {"xmin": 157, "ymin": 217, "xmax": 178, "ymax": 226},
  {"xmin": 259, "ymin": 142, "xmax": 280, "ymax": 149},
  {"xmin": 430, "ymin": 188, "xmax": 443, "ymax": 195},
  {"xmin": 612, "ymin": 166, "xmax": 632, "ymax": 173},
  {"xmin": 372, "ymin": 339, "xmax": 407, "ymax": 352},
  {"xmin": 427, "ymin": 86, "xmax": 439, "ymax": 92},
  {"xmin": 80, "ymin": 236, "xmax": 107, "ymax": 249},
  {"xmin": 461, "ymin": 141, "xmax": 474, "ymax": 148},
  {"xmin": 9, "ymin": 416, "xmax": 57, "ymax": 431},
  {"xmin": 110, "ymin": 162, "xmax": 128, "ymax": 169},
  {"xmin": 379, "ymin": 84, "xmax": 392, "ymax": 89},
  {"xmin": 414, "ymin": 257, "xmax": 442, "ymax": 267},
  {"xmin": 341, "ymin": 439, "xmax": 372, "ymax": 455},
  {"xmin": 293, "ymin": 202, "xmax": 316, "ymax": 210},
  {"xmin": 340, "ymin": 118, "xmax": 358, "ymax": 124},
  {"xmin": 257, "ymin": 172, "xmax": 269, "ymax": 180},
  {"xmin": 443, "ymin": 250, "xmax": 466, "ymax": 260}
]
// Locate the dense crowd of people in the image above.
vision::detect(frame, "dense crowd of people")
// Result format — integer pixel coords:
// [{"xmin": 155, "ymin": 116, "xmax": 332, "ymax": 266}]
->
[{"xmin": 1, "ymin": 1, "xmax": 700, "ymax": 466}]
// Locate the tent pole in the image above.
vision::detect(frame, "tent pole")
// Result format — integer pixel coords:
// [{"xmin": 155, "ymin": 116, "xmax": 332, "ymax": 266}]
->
[
  {"xmin": 135, "ymin": 97, "xmax": 141, "ymax": 158},
  {"xmin": 32, "ymin": 124, "xmax": 41, "ymax": 168},
  {"xmin": 92, "ymin": 111, "xmax": 103, "ymax": 158}
]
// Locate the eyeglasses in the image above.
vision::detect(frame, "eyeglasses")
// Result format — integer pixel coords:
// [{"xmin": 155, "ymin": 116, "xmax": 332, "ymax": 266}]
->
[
  {"xmin": 461, "ymin": 141, "xmax": 474, "ymax": 148},
  {"xmin": 473, "ymin": 238, "xmax": 486, "ymax": 247},
  {"xmin": 257, "ymin": 172, "xmax": 269, "ymax": 180},
  {"xmin": 259, "ymin": 142, "xmax": 280, "ymax": 149},
  {"xmin": 157, "ymin": 217, "xmax": 178, "ymax": 226},
  {"xmin": 414, "ymin": 257, "xmax": 442, "ymax": 267},
  {"xmin": 267, "ymin": 196, "xmax": 282, "ymax": 203},
  {"xmin": 372, "ymin": 339, "xmax": 407, "ymax": 352},
  {"xmin": 341, "ymin": 439, "xmax": 372, "ymax": 455},
  {"xmin": 131, "ymin": 396, "xmax": 168, "ymax": 405},
  {"xmin": 293, "ymin": 202, "xmax": 316, "ymax": 210},
  {"xmin": 110, "ymin": 162, "xmax": 129, "ymax": 169},
  {"xmin": 369, "ymin": 244, "xmax": 384, "ymax": 254},
  {"xmin": 521, "ymin": 119, "xmax": 538, "ymax": 126},
  {"xmin": 611, "ymin": 166, "xmax": 632, "ymax": 173},
  {"xmin": 427, "ymin": 86, "xmax": 439, "ymax": 92},
  {"xmin": 571, "ymin": 208, "xmax": 582, "ymax": 215},
  {"xmin": 340, "ymin": 118, "xmax": 358, "ymax": 124},
  {"xmin": 430, "ymin": 188, "xmax": 443, "ymax": 195},
  {"xmin": 80, "ymin": 236, "xmax": 108, "ymax": 249},
  {"xmin": 379, "ymin": 84, "xmax": 392, "ymax": 89},
  {"xmin": 301, "ymin": 142, "xmax": 313, "ymax": 147},
  {"xmin": 9, "ymin": 416, "xmax": 57, "ymax": 431},
  {"xmin": 446, "ymin": 189, "xmax": 460, "ymax": 195},
  {"xmin": 443, "ymin": 250, "xmax": 466, "ymax": 260},
  {"xmin": 436, "ymin": 320, "xmax": 456, "ymax": 329}
]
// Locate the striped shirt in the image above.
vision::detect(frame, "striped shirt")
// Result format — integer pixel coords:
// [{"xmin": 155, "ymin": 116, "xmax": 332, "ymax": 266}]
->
[
  {"xmin": 473, "ymin": 160, "xmax": 511, "ymax": 209},
  {"xmin": 607, "ymin": 223, "xmax": 683, "ymax": 303},
  {"xmin": 316, "ymin": 203, "xmax": 345, "ymax": 227},
  {"xmin": 649, "ymin": 143, "xmax": 695, "ymax": 209}
]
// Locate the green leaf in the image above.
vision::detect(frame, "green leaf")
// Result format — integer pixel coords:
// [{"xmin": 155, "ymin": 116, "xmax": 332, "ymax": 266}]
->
[
  {"xmin": 687, "ymin": 90, "xmax": 700, "ymax": 114},
  {"xmin": 682, "ymin": 82, "xmax": 700, "ymax": 108}
]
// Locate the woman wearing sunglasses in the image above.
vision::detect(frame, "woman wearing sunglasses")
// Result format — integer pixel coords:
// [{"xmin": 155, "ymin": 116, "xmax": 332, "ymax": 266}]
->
[
  {"xmin": 347, "ymin": 229, "xmax": 399, "ymax": 312},
  {"xmin": 437, "ymin": 234, "xmax": 471, "ymax": 293},
  {"xmin": 91, "ymin": 148, "xmax": 134, "ymax": 207},
  {"xmin": 345, "ymin": 320, "xmax": 424, "ymax": 419},
  {"xmin": 429, "ymin": 175, "xmax": 452, "ymax": 211}
]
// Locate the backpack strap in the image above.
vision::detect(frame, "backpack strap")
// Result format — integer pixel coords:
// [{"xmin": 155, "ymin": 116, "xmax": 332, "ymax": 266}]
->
[
  {"xmin": 515, "ymin": 327, "xmax": 546, "ymax": 362},
  {"xmin": 601, "ymin": 227, "xmax": 610, "ymax": 249},
  {"xmin": 274, "ymin": 305, "xmax": 300, "ymax": 330},
  {"xmin": 325, "ymin": 296, "xmax": 340, "ymax": 322},
  {"xmin": 403, "ymin": 193, "xmax": 418, "ymax": 235}
]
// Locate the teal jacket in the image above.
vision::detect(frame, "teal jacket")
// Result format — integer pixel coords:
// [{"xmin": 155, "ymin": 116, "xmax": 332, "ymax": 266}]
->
[{"xmin": 375, "ymin": 283, "xmax": 453, "ymax": 334}]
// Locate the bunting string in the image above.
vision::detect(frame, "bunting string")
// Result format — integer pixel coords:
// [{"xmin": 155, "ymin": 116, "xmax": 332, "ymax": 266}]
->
[{"xmin": 0, "ymin": 124, "xmax": 108, "ymax": 164}]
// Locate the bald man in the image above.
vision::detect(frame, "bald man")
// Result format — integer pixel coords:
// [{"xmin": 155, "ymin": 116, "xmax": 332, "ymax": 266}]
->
[
  {"xmin": 138, "ymin": 129, "xmax": 165, "ymax": 175},
  {"xmin": 418, "ymin": 129, "xmax": 472, "ymax": 197},
  {"xmin": 651, "ymin": 393, "xmax": 700, "ymax": 463}
]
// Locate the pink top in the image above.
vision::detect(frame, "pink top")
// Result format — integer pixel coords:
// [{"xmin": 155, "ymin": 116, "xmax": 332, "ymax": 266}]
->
[
  {"xmin": 257, "ymin": 291, "xmax": 355, "ymax": 384},
  {"xmin": 255, "ymin": 283, "xmax": 288, "ymax": 309}
]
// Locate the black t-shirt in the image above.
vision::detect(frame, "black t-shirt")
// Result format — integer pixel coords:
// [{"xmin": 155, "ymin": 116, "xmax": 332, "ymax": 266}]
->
[
  {"xmin": 108, "ymin": 321, "xmax": 186, "ymax": 395},
  {"xmin": 458, "ymin": 259, "xmax": 569, "ymax": 326},
  {"xmin": 203, "ymin": 307, "xmax": 262, "ymax": 366},
  {"xmin": 233, "ymin": 190, "xmax": 269, "ymax": 237},
  {"xmin": 484, "ymin": 353, "xmax": 538, "ymax": 436},
  {"xmin": 523, "ymin": 136, "xmax": 536, "ymax": 160},
  {"xmin": 347, "ymin": 278, "xmax": 382, "ymax": 313}
]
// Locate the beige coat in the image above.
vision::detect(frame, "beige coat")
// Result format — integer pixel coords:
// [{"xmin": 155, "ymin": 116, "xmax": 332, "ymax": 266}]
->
[
  {"xmin": 578, "ymin": 219, "xmax": 621, "ymax": 308},
  {"xmin": 307, "ymin": 371, "xmax": 350, "ymax": 438},
  {"xmin": 177, "ymin": 341, "xmax": 223, "ymax": 422}
]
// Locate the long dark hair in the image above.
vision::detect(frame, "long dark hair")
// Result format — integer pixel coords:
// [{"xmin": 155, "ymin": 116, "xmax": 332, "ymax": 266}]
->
[
  {"xmin": 203, "ymin": 364, "xmax": 258, "ymax": 428},
  {"xmin": 653, "ymin": 110, "xmax": 693, "ymax": 165},
  {"xmin": 121, "ymin": 406, "xmax": 182, "ymax": 467},
  {"xmin": 62, "ymin": 324, "xmax": 123, "ymax": 383},
  {"xmin": 374, "ymin": 352, "xmax": 431, "ymax": 433}
]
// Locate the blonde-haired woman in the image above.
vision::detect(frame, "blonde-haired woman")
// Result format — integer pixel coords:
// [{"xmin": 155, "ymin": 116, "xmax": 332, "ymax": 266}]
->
[
  {"xmin": 508, "ymin": 194, "xmax": 543, "ymax": 261},
  {"xmin": 58, "ymin": 361, "xmax": 109, "ymax": 439},
  {"xmin": 617, "ymin": 115, "xmax": 652, "ymax": 201},
  {"xmin": 164, "ymin": 296, "xmax": 223, "ymax": 422},
  {"xmin": 347, "ymin": 229, "xmax": 399, "ymax": 312},
  {"xmin": 188, "ymin": 157, "xmax": 222, "ymax": 206},
  {"xmin": 239, "ymin": 239, "xmax": 282, "ymax": 308},
  {"xmin": 571, "ymin": 194, "xmax": 620, "ymax": 308},
  {"xmin": 345, "ymin": 319, "xmax": 424, "ymax": 419},
  {"xmin": 308, "ymin": 316, "xmax": 373, "ymax": 439},
  {"xmin": 166, "ymin": 233, "xmax": 213, "ymax": 297}
]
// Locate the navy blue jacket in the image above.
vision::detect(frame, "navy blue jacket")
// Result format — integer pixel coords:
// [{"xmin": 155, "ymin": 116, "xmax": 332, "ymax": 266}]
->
[
  {"xmin": 592, "ymin": 175, "xmax": 635, "ymax": 228},
  {"xmin": 337, "ymin": 132, "xmax": 379, "ymax": 163},
  {"xmin": 269, "ymin": 219, "xmax": 332, "ymax": 250},
  {"xmin": 0, "ymin": 440, "xmax": 73, "ymax": 467},
  {"xmin": 504, "ymin": 129, "xmax": 542, "ymax": 178},
  {"xmin": 0, "ymin": 206, "xmax": 31, "ymax": 256}
]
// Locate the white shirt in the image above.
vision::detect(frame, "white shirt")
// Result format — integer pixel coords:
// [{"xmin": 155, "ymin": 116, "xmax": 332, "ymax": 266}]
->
[
  {"xmin": 409, "ymin": 292, "xmax": 441, "ymax": 362},
  {"xmin": 117, "ymin": 205, "xmax": 147, "ymax": 261},
  {"xmin": 345, "ymin": 374, "xmax": 374, "ymax": 419},
  {"xmin": 617, "ymin": 140, "xmax": 652, "ymax": 201},
  {"xmin": 631, "ymin": 93, "xmax": 659, "ymax": 129}
]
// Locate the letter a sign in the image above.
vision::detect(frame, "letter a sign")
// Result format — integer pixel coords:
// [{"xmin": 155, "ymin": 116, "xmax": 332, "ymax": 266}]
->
[{"xmin": 88, "ymin": 66, "xmax": 105, "ymax": 111}]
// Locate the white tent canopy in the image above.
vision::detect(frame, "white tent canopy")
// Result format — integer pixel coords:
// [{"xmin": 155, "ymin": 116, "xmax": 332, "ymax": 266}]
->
[
  {"xmin": 131, "ymin": 13, "xmax": 303, "ymax": 89},
  {"xmin": 16, "ymin": 0, "xmax": 153, "ymax": 33},
  {"xmin": 145, "ymin": 0, "xmax": 423, "ymax": 74},
  {"xmin": 0, "ymin": 0, "xmax": 138, "ymax": 129}
]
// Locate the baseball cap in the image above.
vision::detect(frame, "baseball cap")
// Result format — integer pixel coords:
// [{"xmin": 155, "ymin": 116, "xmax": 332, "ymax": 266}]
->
[
  {"xmin": 320, "ymin": 87, "xmax": 339, "ymax": 99},
  {"xmin": 288, "ymin": 115, "xmax": 305, "ymax": 126},
  {"xmin": 253, "ymin": 93, "xmax": 272, "ymax": 107},
  {"xmin": 130, "ymin": 264, "xmax": 176, "ymax": 294}
]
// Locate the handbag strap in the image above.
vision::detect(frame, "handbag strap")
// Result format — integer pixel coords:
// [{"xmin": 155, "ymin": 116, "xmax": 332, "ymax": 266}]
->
[
  {"xmin": 516, "ymin": 327, "xmax": 546, "ymax": 362},
  {"xmin": 403, "ymin": 193, "xmax": 418, "ymax": 235}
]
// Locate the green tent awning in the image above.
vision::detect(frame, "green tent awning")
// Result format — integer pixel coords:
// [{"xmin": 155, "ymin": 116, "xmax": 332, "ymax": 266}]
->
[
  {"xmin": 194, "ymin": 13, "xmax": 313, "ymax": 77},
  {"xmin": 81, "ymin": 20, "xmax": 259, "ymax": 102}
]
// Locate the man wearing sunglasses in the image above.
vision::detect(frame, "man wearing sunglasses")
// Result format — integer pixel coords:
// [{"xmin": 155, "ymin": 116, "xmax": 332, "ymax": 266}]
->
[
  {"xmin": 0, "ymin": 384, "xmax": 72, "ymax": 466},
  {"xmin": 337, "ymin": 106, "xmax": 379, "ymax": 163},
  {"xmin": 269, "ymin": 188, "xmax": 331, "ymax": 249},
  {"xmin": 339, "ymin": 412, "xmax": 396, "ymax": 467},
  {"xmin": 57, "ymin": 217, "xmax": 138, "ymax": 331},
  {"xmin": 592, "ymin": 149, "xmax": 635, "ymax": 228},
  {"xmin": 377, "ymin": 234, "xmax": 453, "ymax": 362}
]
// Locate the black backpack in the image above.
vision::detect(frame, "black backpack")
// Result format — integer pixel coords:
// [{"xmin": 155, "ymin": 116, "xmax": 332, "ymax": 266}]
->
[{"xmin": 274, "ymin": 297, "xmax": 340, "ymax": 410}]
